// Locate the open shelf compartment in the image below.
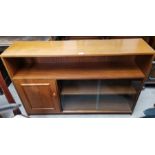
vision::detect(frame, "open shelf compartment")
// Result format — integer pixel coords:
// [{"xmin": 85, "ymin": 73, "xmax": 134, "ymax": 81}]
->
[
  {"xmin": 3, "ymin": 55, "xmax": 146, "ymax": 80},
  {"xmin": 12, "ymin": 61, "xmax": 145, "ymax": 80}
]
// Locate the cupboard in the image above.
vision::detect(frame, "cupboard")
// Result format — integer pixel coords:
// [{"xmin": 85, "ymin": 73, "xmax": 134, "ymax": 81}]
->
[{"xmin": 1, "ymin": 39, "xmax": 154, "ymax": 115}]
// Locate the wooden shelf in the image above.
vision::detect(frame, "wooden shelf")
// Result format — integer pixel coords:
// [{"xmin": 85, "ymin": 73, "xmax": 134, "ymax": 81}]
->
[
  {"xmin": 62, "ymin": 95, "xmax": 132, "ymax": 113},
  {"xmin": 61, "ymin": 80, "xmax": 137, "ymax": 95},
  {"xmin": 13, "ymin": 62, "xmax": 145, "ymax": 80}
]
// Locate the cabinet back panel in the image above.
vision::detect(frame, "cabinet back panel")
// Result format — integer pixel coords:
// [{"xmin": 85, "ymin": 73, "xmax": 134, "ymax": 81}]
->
[{"xmin": 30, "ymin": 56, "xmax": 136, "ymax": 64}]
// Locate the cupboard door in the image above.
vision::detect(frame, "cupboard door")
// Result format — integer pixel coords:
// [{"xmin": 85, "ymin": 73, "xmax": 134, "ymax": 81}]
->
[{"xmin": 13, "ymin": 79, "xmax": 60, "ymax": 114}]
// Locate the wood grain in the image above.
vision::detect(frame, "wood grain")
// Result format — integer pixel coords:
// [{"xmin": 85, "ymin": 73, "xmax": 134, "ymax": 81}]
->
[
  {"xmin": 1, "ymin": 39, "xmax": 154, "ymax": 57},
  {"xmin": 13, "ymin": 79, "xmax": 61, "ymax": 114},
  {"xmin": 1, "ymin": 39, "xmax": 154, "ymax": 115},
  {"xmin": 12, "ymin": 62, "xmax": 145, "ymax": 80}
]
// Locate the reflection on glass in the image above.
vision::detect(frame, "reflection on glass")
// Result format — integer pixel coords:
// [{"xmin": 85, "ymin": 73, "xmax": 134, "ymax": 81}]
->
[{"xmin": 59, "ymin": 80, "xmax": 141, "ymax": 113}]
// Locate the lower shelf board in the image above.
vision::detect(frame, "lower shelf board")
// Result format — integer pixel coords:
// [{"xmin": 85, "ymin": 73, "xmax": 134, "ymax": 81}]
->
[
  {"xmin": 61, "ymin": 95, "xmax": 133, "ymax": 113},
  {"xmin": 13, "ymin": 62, "xmax": 145, "ymax": 80}
]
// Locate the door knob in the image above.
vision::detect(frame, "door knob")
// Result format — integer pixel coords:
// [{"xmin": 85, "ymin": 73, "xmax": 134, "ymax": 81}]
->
[{"xmin": 53, "ymin": 92, "xmax": 56, "ymax": 96}]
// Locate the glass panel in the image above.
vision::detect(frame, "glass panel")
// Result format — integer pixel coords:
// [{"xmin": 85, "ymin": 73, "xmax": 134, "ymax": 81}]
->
[{"xmin": 59, "ymin": 79, "xmax": 142, "ymax": 113}]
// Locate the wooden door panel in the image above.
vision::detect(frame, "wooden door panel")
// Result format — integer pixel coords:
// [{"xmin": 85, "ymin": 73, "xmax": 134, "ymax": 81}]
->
[
  {"xmin": 13, "ymin": 79, "xmax": 60, "ymax": 114},
  {"xmin": 21, "ymin": 83, "xmax": 55, "ymax": 109}
]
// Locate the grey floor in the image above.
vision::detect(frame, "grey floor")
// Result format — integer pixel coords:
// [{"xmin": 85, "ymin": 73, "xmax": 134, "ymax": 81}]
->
[{"xmin": 0, "ymin": 83, "xmax": 155, "ymax": 118}]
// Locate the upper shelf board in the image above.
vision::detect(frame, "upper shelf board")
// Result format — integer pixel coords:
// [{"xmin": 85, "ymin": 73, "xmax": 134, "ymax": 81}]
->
[{"xmin": 1, "ymin": 39, "xmax": 154, "ymax": 57}]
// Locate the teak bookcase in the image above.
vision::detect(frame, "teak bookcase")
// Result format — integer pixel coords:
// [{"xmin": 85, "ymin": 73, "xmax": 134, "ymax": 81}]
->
[{"xmin": 1, "ymin": 39, "xmax": 154, "ymax": 115}]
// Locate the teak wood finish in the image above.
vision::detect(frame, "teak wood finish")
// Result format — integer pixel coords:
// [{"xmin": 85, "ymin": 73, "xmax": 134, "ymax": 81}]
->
[
  {"xmin": 1, "ymin": 39, "xmax": 154, "ymax": 115},
  {"xmin": 13, "ymin": 79, "xmax": 60, "ymax": 114},
  {"xmin": 1, "ymin": 39, "xmax": 154, "ymax": 57}
]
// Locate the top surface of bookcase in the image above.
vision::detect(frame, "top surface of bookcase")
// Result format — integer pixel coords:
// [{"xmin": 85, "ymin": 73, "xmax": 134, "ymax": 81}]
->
[{"xmin": 1, "ymin": 39, "xmax": 154, "ymax": 57}]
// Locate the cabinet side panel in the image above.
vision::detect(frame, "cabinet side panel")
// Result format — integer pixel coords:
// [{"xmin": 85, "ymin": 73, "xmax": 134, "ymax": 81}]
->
[
  {"xmin": 1, "ymin": 58, "xmax": 24, "ymax": 78},
  {"xmin": 135, "ymin": 55, "xmax": 154, "ymax": 81}
]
